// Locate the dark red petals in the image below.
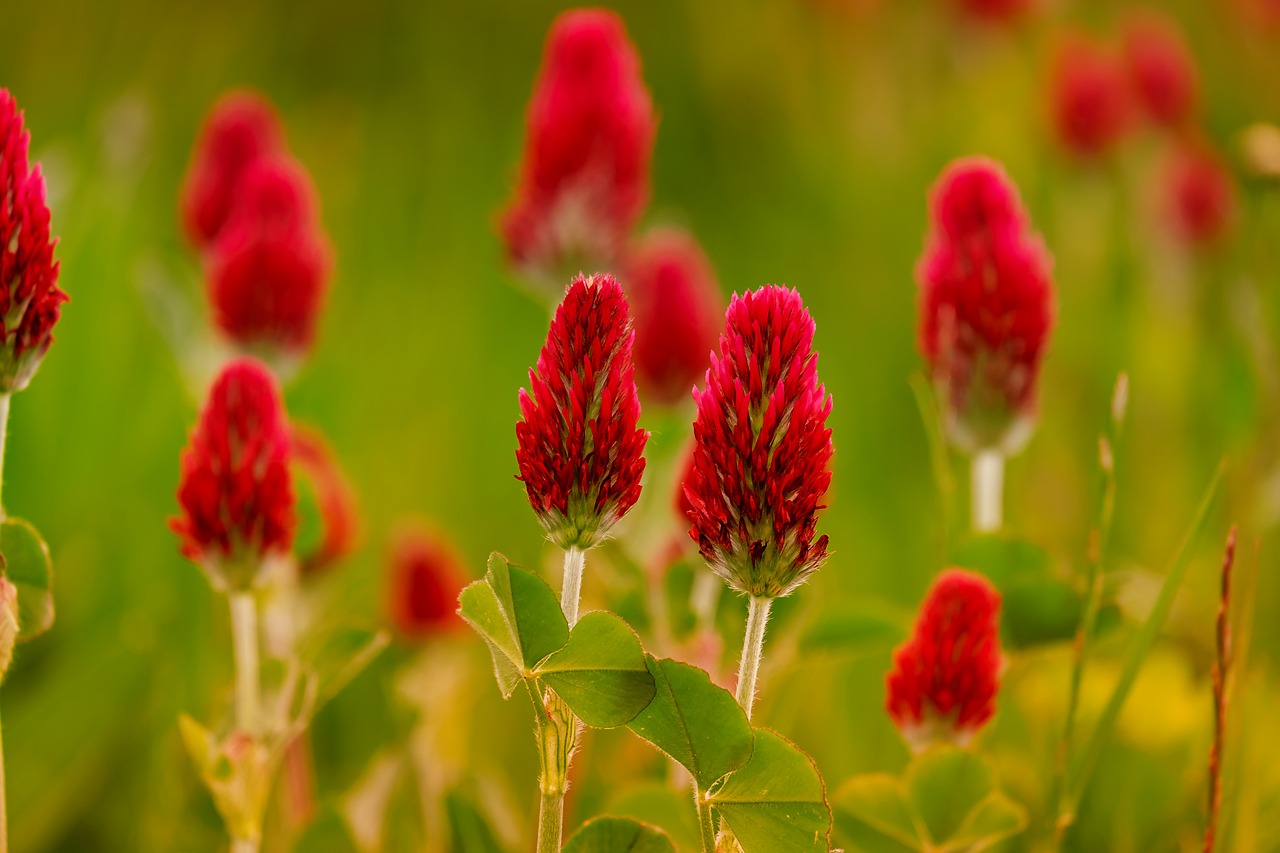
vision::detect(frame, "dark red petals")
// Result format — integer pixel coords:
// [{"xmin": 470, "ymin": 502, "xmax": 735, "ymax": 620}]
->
[
  {"xmin": 0, "ymin": 89, "xmax": 67, "ymax": 392},
  {"xmin": 1050, "ymin": 33, "xmax": 1131, "ymax": 159},
  {"xmin": 515, "ymin": 274, "xmax": 648, "ymax": 548},
  {"xmin": 501, "ymin": 9, "xmax": 655, "ymax": 283},
  {"xmin": 172, "ymin": 358, "xmax": 297, "ymax": 589},
  {"xmin": 683, "ymin": 286, "xmax": 833, "ymax": 598},
  {"xmin": 622, "ymin": 228, "xmax": 722, "ymax": 406},
  {"xmin": 1162, "ymin": 141, "xmax": 1235, "ymax": 247},
  {"xmin": 1123, "ymin": 12, "xmax": 1198, "ymax": 128},
  {"xmin": 886, "ymin": 570, "xmax": 1002, "ymax": 748},
  {"xmin": 386, "ymin": 526, "xmax": 466, "ymax": 639},
  {"xmin": 290, "ymin": 424, "xmax": 360, "ymax": 576}
]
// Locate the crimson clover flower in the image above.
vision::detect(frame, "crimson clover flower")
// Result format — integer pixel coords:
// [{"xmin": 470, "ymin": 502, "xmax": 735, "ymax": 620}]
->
[
  {"xmin": 621, "ymin": 228, "xmax": 722, "ymax": 406},
  {"xmin": 1122, "ymin": 11, "xmax": 1198, "ymax": 129},
  {"xmin": 682, "ymin": 285, "xmax": 833, "ymax": 599},
  {"xmin": 206, "ymin": 156, "xmax": 332, "ymax": 359},
  {"xmin": 0, "ymin": 89, "xmax": 68, "ymax": 394},
  {"xmin": 1050, "ymin": 32, "xmax": 1131, "ymax": 159},
  {"xmin": 917, "ymin": 157, "xmax": 1055, "ymax": 454},
  {"xmin": 516, "ymin": 273, "xmax": 648, "ymax": 549},
  {"xmin": 181, "ymin": 91, "xmax": 285, "ymax": 249},
  {"xmin": 886, "ymin": 569, "xmax": 1002, "ymax": 752},
  {"xmin": 501, "ymin": 9, "xmax": 656, "ymax": 287},
  {"xmin": 289, "ymin": 423, "xmax": 359, "ymax": 577},
  {"xmin": 1162, "ymin": 140, "xmax": 1235, "ymax": 248},
  {"xmin": 172, "ymin": 358, "xmax": 296, "ymax": 592},
  {"xmin": 386, "ymin": 525, "xmax": 467, "ymax": 639}
]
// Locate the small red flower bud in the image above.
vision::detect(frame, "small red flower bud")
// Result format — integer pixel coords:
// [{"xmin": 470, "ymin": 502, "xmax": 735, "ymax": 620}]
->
[
  {"xmin": 1162, "ymin": 141, "xmax": 1235, "ymax": 248},
  {"xmin": 1050, "ymin": 33, "xmax": 1131, "ymax": 158},
  {"xmin": 289, "ymin": 424, "xmax": 359, "ymax": 576},
  {"xmin": 172, "ymin": 358, "xmax": 296, "ymax": 591},
  {"xmin": 205, "ymin": 157, "xmax": 332, "ymax": 359},
  {"xmin": 0, "ymin": 89, "xmax": 68, "ymax": 394},
  {"xmin": 917, "ymin": 158, "xmax": 1055, "ymax": 454},
  {"xmin": 949, "ymin": 0, "xmax": 1032, "ymax": 24},
  {"xmin": 516, "ymin": 273, "xmax": 649, "ymax": 549},
  {"xmin": 622, "ymin": 228, "xmax": 723, "ymax": 407},
  {"xmin": 500, "ymin": 9, "xmax": 656, "ymax": 287},
  {"xmin": 683, "ymin": 286, "xmax": 833, "ymax": 599},
  {"xmin": 386, "ymin": 525, "xmax": 466, "ymax": 639},
  {"xmin": 886, "ymin": 569, "xmax": 1002, "ymax": 752},
  {"xmin": 1122, "ymin": 12, "xmax": 1198, "ymax": 129},
  {"xmin": 181, "ymin": 91, "xmax": 285, "ymax": 249}
]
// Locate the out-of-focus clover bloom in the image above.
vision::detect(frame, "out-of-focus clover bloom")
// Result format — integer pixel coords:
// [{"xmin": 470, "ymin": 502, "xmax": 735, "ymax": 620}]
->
[
  {"xmin": 172, "ymin": 358, "xmax": 296, "ymax": 591},
  {"xmin": 1122, "ymin": 11, "xmax": 1199, "ymax": 129},
  {"xmin": 500, "ymin": 9, "xmax": 656, "ymax": 288},
  {"xmin": 622, "ymin": 228, "xmax": 722, "ymax": 407},
  {"xmin": 289, "ymin": 424, "xmax": 359, "ymax": 576},
  {"xmin": 683, "ymin": 285, "xmax": 833, "ymax": 599},
  {"xmin": 386, "ymin": 525, "xmax": 467, "ymax": 639},
  {"xmin": 917, "ymin": 157, "xmax": 1055, "ymax": 454},
  {"xmin": 516, "ymin": 273, "xmax": 648, "ymax": 549},
  {"xmin": 1162, "ymin": 141, "xmax": 1236, "ymax": 248},
  {"xmin": 886, "ymin": 569, "xmax": 1002, "ymax": 752},
  {"xmin": 1050, "ymin": 33, "xmax": 1131, "ymax": 159},
  {"xmin": 0, "ymin": 89, "xmax": 68, "ymax": 394}
]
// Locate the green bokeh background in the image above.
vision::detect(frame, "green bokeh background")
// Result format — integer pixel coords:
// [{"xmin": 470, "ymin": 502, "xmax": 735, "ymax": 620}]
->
[{"xmin": 3, "ymin": 0, "xmax": 1280, "ymax": 849}]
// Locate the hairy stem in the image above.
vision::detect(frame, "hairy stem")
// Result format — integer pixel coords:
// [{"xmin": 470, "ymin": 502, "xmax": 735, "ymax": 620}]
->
[
  {"xmin": 231, "ymin": 839, "xmax": 259, "ymax": 853},
  {"xmin": 735, "ymin": 596, "xmax": 773, "ymax": 720},
  {"xmin": 0, "ymin": 703, "xmax": 7, "ymax": 853},
  {"xmin": 694, "ymin": 784, "xmax": 716, "ymax": 853},
  {"xmin": 229, "ymin": 592, "xmax": 261, "ymax": 735},
  {"xmin": 561, "ymin": 546, "xmax": 585, "ymax": 627},
  {"xmin": 970, "ymin": 449, "xmax": 1004, "ymax": 534},
  {"xmin": 534, "ymin": 687, "xmax": 576, "ymax": 853}
]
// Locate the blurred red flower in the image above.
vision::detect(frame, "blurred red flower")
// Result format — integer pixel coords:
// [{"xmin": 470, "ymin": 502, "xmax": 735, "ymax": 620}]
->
[
  {"xmin": 386, "ymin": 525, "xmax": 466, "ymax": 639},
  {"xmin": 1162, "ymin": 140, "xmax": 1236, "ymax": 248},
  {"xmin": 1122, "ymin": 11, "xmax": 1198, "ymax": 129},
  {"xmin": 1050, "ymin": 33, "xmax": 1131, "ymax": 158},
  {"xmin": 290, "ymin": 424, "xmax": 360, "ymax": 577}
]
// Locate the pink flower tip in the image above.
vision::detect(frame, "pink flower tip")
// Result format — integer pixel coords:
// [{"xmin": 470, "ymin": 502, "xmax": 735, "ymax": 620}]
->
[
  {"xmin": 1122, "ymin": 11, "xmax": 1199, "ymax": 129},
  {"xmin": 622, "ymin": 228, "xmax": 723, "ymax": 406},
  {"xmin": 917, "ymin": 157, "xmax": 1055, "ymax": 454},
  {"xmin": 386, "ymin": 525, "xmax": 467, "ymax": 640},
  {"xmin": 516, "ymin": 273, "xmax": 649, "ymax": 549},
  {"xmin": 181, "ymin": 91, "xmax": 285, "ymax": 249},
  {"xmin": 1050, "ymin": 33, "xmax": 1131, "ymax": 159},
  {"xmin": 1, "ymin": 89, "xmax": 68, "ymax": 394},
  {"xmin": 500, "ymin": 9, "xmax": 655, "ymax": 289},
  {"xmin": 205, "ymin": 156, "xmax": 332, "ymax": 360},
  {"xmin": 886, "ymin": 569, "xmax": 1002, "ymax": 752},
  {"xmin": 172, "ymin": 357, "xmax": 297, "ymax": 591},
  {"xmin": 683, "ymin": 285, "xmax": 834, "ymax": 599}
]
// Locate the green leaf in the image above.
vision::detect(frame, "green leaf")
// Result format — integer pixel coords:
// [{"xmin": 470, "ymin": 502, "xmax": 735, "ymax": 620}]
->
[
  {"xmin": 534, "ymin": 611, "xmax": 655, "ymax": 728},
  {"xmin": 293, "ymin": 807, "xmax": 361, "ymax": 853},
  {"xmin": 0, "ymin": 517, "xmax": 54, "ymax": 641},
  {"xmin": 445, "ymin": 786, "xmax": 509, "ymax": 853},
  {"xmin": 563, "ymin": 817, "xmax": 676, "ymax": 853},
  {"xmin": 832, "ymin": 748, "xmax": 1027, "ymax": 853},
  {"xmin": 626, "ymin": 656, "xmax": 753, "ymax": 789},
  {"xmin": 458, "ymin": 552, "xmax": 569, "ymax": 698},
  {"xmin": 707, "ymin": 729, "xmax": 831, "ymax": 853},
  {"xmin": 607, "ymin": 783, "xmax": 702, "ymax": 852},
  {"xmin": 951, "ymin": 534, "xmax": 1081, "ymax": 648}
]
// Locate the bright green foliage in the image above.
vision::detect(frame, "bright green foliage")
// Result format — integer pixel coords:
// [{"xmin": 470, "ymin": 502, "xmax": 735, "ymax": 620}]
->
[
  {"xmin": 534, "ymin": 611, "xmax": 655, "ymax": 728},
  {"xmin": 563, "ymin": 817, "xmax": 676, "ymax": 853},
  {"xmin": 626, "ymin": 655, "xmax": 753, "ymax": 790},
  {"xmin": 292, "ymin": 808, "xmax": 360, "ymax": 853},
  {"xmin": 799, "ymin": 603, "xmax": 909, "ymax": 657},
  {"xmin": 0, "ymin": 517, "xmax": 54, "ymax": 642},
  {"xmin": 707, "ymin": 729, "xmax": 831, "ymax": 852},
  {"xmin": 833, "ymin": 747, "xmax": 1027, "ymax": 853},
  {"xmin": 950, "ymin": 534, "xmax": 1082, "ymax": 648}
]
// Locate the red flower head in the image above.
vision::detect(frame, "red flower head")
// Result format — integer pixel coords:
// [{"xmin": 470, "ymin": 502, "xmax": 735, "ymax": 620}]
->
[
  {"xmin": 0, "ymin": 89, "xmax": 68, "ymax": 394},
  {"xmin": 886, "ymin": 569, "xmax": 1002, "ymax": 752},
  {"xmin": 948, "ymin": 0, "xmax": 1032, "ymax": 25},
  {"xmin": 181, "ymin": 91, "xmax": 285, "ymax": 249},
  {"xmin": 386, "ymin": 525, "xmax": 467, "ymax": 639},
  {"xmin": 683, "ymin": 286, "xmax": 833, "ymax": 599},
  {"xmin": 1123, "ymin": 12, "xmax": 1198, "ymax": 129},
  {"xmin": 516, "ymin": 273, "xmax": 648, "ymax": 549},
  {"xmin": 1050, "ymin": 33, "xmax": 1131, "ymax": 159},
  {"xmin": 172, "ymin": 358, "xmax": 296, "ymax": 591},
  {"xmin": 500, "ymin": 9, "xmax": 656, "ymax": 289},
  {"xmin": 917, "ymin": 157, "xmax": 1055, "ymax": 454},
  {"xmin": 206, "ymin": 156, "xmax": 332, "ymax": 362},
  {"xmin": 622, "ymin": 228, "xmax": 723, "ymax": 406},
  {"xmin": 1162, "ymin": 141, "xmax": 1235, "ymax": 248},
  {"xmin": 290, "ymin": 424, "xmax": 360, "ymax": 577}
]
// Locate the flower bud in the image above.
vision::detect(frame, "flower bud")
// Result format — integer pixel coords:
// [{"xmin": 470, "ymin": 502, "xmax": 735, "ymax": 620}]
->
[
  {"xmin": 1161, "ymin": 140, "xmax": 1235, "ymax": 248},
  {"xmin": 1122, "ymin": 11, "xmax": 1198, "ymax": 129},
  {"xmin": 289, "ymin": 424, "xmax": 359, "ymax": 576},
  {"xmin": 917, "ymin": 158, "xmax": 1055, "ymax": 454},
  {"xmin": 500, "ymin": 10, "xmax": 655, "ymax": 289},
  {"xmin": 683, "ymin": 286, "xmax": 833, "ymax": 599},
  {"xmin": 1, "ymin": 89, "xmax": 68, "ymax": 394},
  {"xmin": 386, "ymin": 525, "xmax": 466, "ymax": 639},
  {"xmin": 886, "ymin": 569, "xmax": 1002, "ymax": 752},
  {"xmin": 516, "ymin": 273, "xmax": 648, "ymax": 549},
  {"xmin": 622, "ymin": 228, "xmax": 722, "ymax": 406},
  {"xmin": 172, "ymin": 358, "xmax": 297, "ymax": 591},
  {"xmin": 1050, "ymin": 33, "xmax": 1131, "ymax": 159}
]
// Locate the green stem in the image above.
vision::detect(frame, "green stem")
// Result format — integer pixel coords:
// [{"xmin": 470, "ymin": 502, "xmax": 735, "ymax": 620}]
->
[
  {"xmin": 229, "ymin": 592, "xmax": 260, "ymax": 735},
  {"xmin": 0, "ymin": 702, "xmax": 7, "ymax": 853},
  {"xmin": 561, "ymin": 546, "xmax": 585, "ymax": 628},
  {"xmin": 735, "ymin": 596, "xmax": 773, "ymax": 720},
  {"xmin": 537, "ymin": 788, "xmax": 564, "ymax": 853},
  {"xmin": 694, "ymin": 784, "xmax": 716, "ymax": 853},
  {"xmin": 533, "ymin": 686, "xmax": 575, "ymax": 853},
  {"xmin": 0, "ymin": 392, "xmax": 10, "ymax": 519},
  {"xmin": 970, "ymin": 449, "xmax": 1004, "ymax": 534}
]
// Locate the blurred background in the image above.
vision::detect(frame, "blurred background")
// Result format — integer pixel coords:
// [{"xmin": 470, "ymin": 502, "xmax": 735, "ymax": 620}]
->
[{"xmin": 2, "ymin": 0, "xmax": 1280, "ymax": 849}]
